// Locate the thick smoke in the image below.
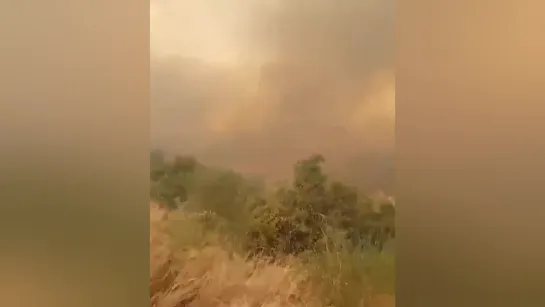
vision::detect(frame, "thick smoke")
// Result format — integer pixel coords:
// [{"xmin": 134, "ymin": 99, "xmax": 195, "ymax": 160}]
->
[{"xmin": 151, "ymin": 0, "xmax": 395, "ymax": 193}]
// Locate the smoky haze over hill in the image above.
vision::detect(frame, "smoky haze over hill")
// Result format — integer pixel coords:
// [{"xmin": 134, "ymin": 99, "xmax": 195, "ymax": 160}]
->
[{"xmin": 151, "ymin": 0, "xmax": 395, "ymax": 193}]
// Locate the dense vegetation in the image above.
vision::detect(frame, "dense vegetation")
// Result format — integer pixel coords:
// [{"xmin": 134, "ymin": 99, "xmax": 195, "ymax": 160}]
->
[
  {"xmin": 150, "ymin": 150, "xmax": 396, "ymax": 306},
  {"xmin": 150, "ymin": 150, "xmax": 395, "ymax": 255}
]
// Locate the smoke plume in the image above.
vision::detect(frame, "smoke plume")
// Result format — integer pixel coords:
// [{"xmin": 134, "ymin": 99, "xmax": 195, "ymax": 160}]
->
[{"xmin": 151, "ymin": 0, "xmax": 395, "ymax": 193}]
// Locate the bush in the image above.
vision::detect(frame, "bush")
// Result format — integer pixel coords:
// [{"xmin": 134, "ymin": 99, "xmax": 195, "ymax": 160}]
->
[{"xmin": 149, "ymin": 150, "xmax": 396, "ymax": 306}]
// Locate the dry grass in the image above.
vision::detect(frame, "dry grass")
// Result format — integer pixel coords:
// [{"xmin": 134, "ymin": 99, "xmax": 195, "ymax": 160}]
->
[
  {"xmin": 150, "ymin": 204, "xmax": 394, "ymax": 307},
  {"xmin": 150, "ymin": 203, "xmax": 316, "ymax": 307}
]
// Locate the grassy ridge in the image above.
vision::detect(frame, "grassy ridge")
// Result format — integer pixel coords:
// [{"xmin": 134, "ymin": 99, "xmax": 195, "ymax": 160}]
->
[{"xmin": 149, "ymin": 151, "xmax": 395, "ymax": 307}]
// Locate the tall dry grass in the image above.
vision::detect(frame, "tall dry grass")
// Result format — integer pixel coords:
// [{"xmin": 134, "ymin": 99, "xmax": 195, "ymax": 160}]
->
[
  {"xmin": 150, "ymin": 203, "xmax": 318, "ymax": 307},
  {"xmin": 150, "ymin": 204, "xmax": 394, "ymax": 307}
]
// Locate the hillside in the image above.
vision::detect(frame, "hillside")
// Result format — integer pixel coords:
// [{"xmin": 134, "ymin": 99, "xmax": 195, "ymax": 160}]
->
[{"xmin": 149, "ymin": 152, "xmax": 395, "ymax": 307}]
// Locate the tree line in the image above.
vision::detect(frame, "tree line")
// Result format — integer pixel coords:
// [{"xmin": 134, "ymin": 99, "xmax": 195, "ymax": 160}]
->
[{"xmin": 150, "ymin": 150, "xmax": 395, "ymax": 256}]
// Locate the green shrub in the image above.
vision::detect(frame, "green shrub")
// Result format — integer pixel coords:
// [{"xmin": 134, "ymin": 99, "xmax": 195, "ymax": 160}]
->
[
  {"xmin": 150, "ymin": 150, "xmax": 396, "ymax": 305},
  {"xmin": 300, "ymin": 228, "xmax": 395, "ymax": 307}
]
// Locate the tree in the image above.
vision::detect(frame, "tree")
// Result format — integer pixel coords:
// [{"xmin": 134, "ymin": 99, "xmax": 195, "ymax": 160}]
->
[
  {"xmin": 149, "ymin": 151, "xmax": 396, "ymax": 254},
  {"xmin": 149, "ymin": 151, "xmax": 197, "ymax": 209}
]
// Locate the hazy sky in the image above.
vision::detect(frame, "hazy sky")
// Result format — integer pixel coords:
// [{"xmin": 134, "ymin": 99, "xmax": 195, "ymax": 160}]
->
[
  {"xmin": 150, "ymin": 0, "xmax": 396, "ymax": 193},
  {"xmin": 150, "ymin": 0, "xmax": 257, "ymax": 65}
]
